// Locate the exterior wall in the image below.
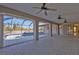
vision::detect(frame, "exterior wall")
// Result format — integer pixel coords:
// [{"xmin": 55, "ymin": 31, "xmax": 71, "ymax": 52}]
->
[{"xmin": 0, "ymin": 14, "xmax": 3, "ymax": 47}]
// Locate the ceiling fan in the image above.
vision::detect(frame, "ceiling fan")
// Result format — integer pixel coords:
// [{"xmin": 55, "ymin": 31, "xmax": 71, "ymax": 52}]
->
[
  {"xmin": 57, "ymin": 15, "xmax": 68, "ymax": 23},
  {"xmin": 57, "ymin": 15, "xmax": 64, "ymax": 19},
  {"xmin": 33, "ymin": 3, "xmax": 56, "ymax": 16}
]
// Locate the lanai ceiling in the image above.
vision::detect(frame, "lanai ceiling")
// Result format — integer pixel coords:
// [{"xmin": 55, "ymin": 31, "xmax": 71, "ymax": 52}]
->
[{"xmin": 0, "ymin": 3, "xmax": 79, "ymax": 23}]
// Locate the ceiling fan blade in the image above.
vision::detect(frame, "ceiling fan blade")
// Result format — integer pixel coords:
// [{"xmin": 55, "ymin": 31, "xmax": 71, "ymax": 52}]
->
[
  {"xmin": 44, "ymin": 11, "xmax": 47, "ymax": 16},
  {"xmin": 32, "ymin": 7, "xmax": 41, "ymax": 9},
  {"xmin": 36, "ymin": 9, "xmax": 43, "ymax": 14},
  {"xmin": 42, "ymin": 3, "xmax": 46, "ymax": 7},
  {"xmin": 46, "ymin": 8, "xmax": 56, "ymax": 11}
]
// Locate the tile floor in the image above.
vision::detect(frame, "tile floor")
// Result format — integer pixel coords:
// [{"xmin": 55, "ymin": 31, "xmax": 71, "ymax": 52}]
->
[{"xmin": 0, "ymin": 35, "xmax": 79, "ymax": 55}]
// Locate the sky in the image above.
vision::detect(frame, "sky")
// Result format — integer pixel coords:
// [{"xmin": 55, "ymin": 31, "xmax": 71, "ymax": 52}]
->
[{"xmin": 4, "ymin": 15, "xmax": 33, "ymax": 28}]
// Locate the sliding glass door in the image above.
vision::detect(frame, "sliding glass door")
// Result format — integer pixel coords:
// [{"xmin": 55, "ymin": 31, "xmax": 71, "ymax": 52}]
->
[{"xmin": 3, "ymin": 15, "xmax": 34, "ymax": 46}]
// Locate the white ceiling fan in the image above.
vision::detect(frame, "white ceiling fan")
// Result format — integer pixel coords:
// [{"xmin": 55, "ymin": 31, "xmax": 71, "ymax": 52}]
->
[{"xmin": 32, "ymin": 3, "xmax": 56, "ymax": 16}]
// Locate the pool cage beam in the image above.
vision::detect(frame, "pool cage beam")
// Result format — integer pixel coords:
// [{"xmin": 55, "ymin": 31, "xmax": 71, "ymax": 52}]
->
[
  {"xmin": 10, "ymin": 17, "xmax": 14, "ymax": 35},
  {"xmin": 21, "ymin": 20, "xmax": 26, "ymax": 34},
  {"xmin": 21, "ymin": 21, "xmax": 33, "ymax": 33},
  {"xmin": 28, "ymin": 22, "xmax": 33, "ymax": 32}
]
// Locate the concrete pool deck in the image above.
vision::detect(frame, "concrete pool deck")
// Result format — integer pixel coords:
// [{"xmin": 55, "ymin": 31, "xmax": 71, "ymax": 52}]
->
[{"xmin": 4, "ymin": 34, "xmax": 47, "ymax": 46}]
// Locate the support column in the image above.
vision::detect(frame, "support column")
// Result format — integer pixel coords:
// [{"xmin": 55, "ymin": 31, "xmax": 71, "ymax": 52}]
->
[
  {"xmin": 62, "ymin": 23, "xmax": 69, "ymax": 36},
  {"xmin": 33, "ymin": 20, "xmax": 39, "ymax": 40},
  {"xmin": 49, "ymin": 23, "xmax": 52, "ymax": 37},
  {"xmin": 0, "ymin": 14, "xmax": 3, "ymax": 47},
  {"xmin": 57, "ymin": 24, "xmax": 60, "ymax": 35}
]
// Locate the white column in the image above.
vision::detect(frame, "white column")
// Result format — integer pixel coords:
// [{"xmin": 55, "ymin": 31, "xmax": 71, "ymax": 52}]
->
[
  {"xmin": 49, "ymin": 23, "xmax": 52, "ymax": 37},
  {"xmin": 62, "ymin": 23, "xmax": 69, "ymax": 36},
  {"xmin": 33, "ymin": 20, "xmax": 39, "ymax": 40},
  {"xmin": 57, "ymin": 24, "xmax": 60, "ymax": 35},
  {"xmin": 0, "ymin": 14, "xmax": 3, "ymax": 47}
]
